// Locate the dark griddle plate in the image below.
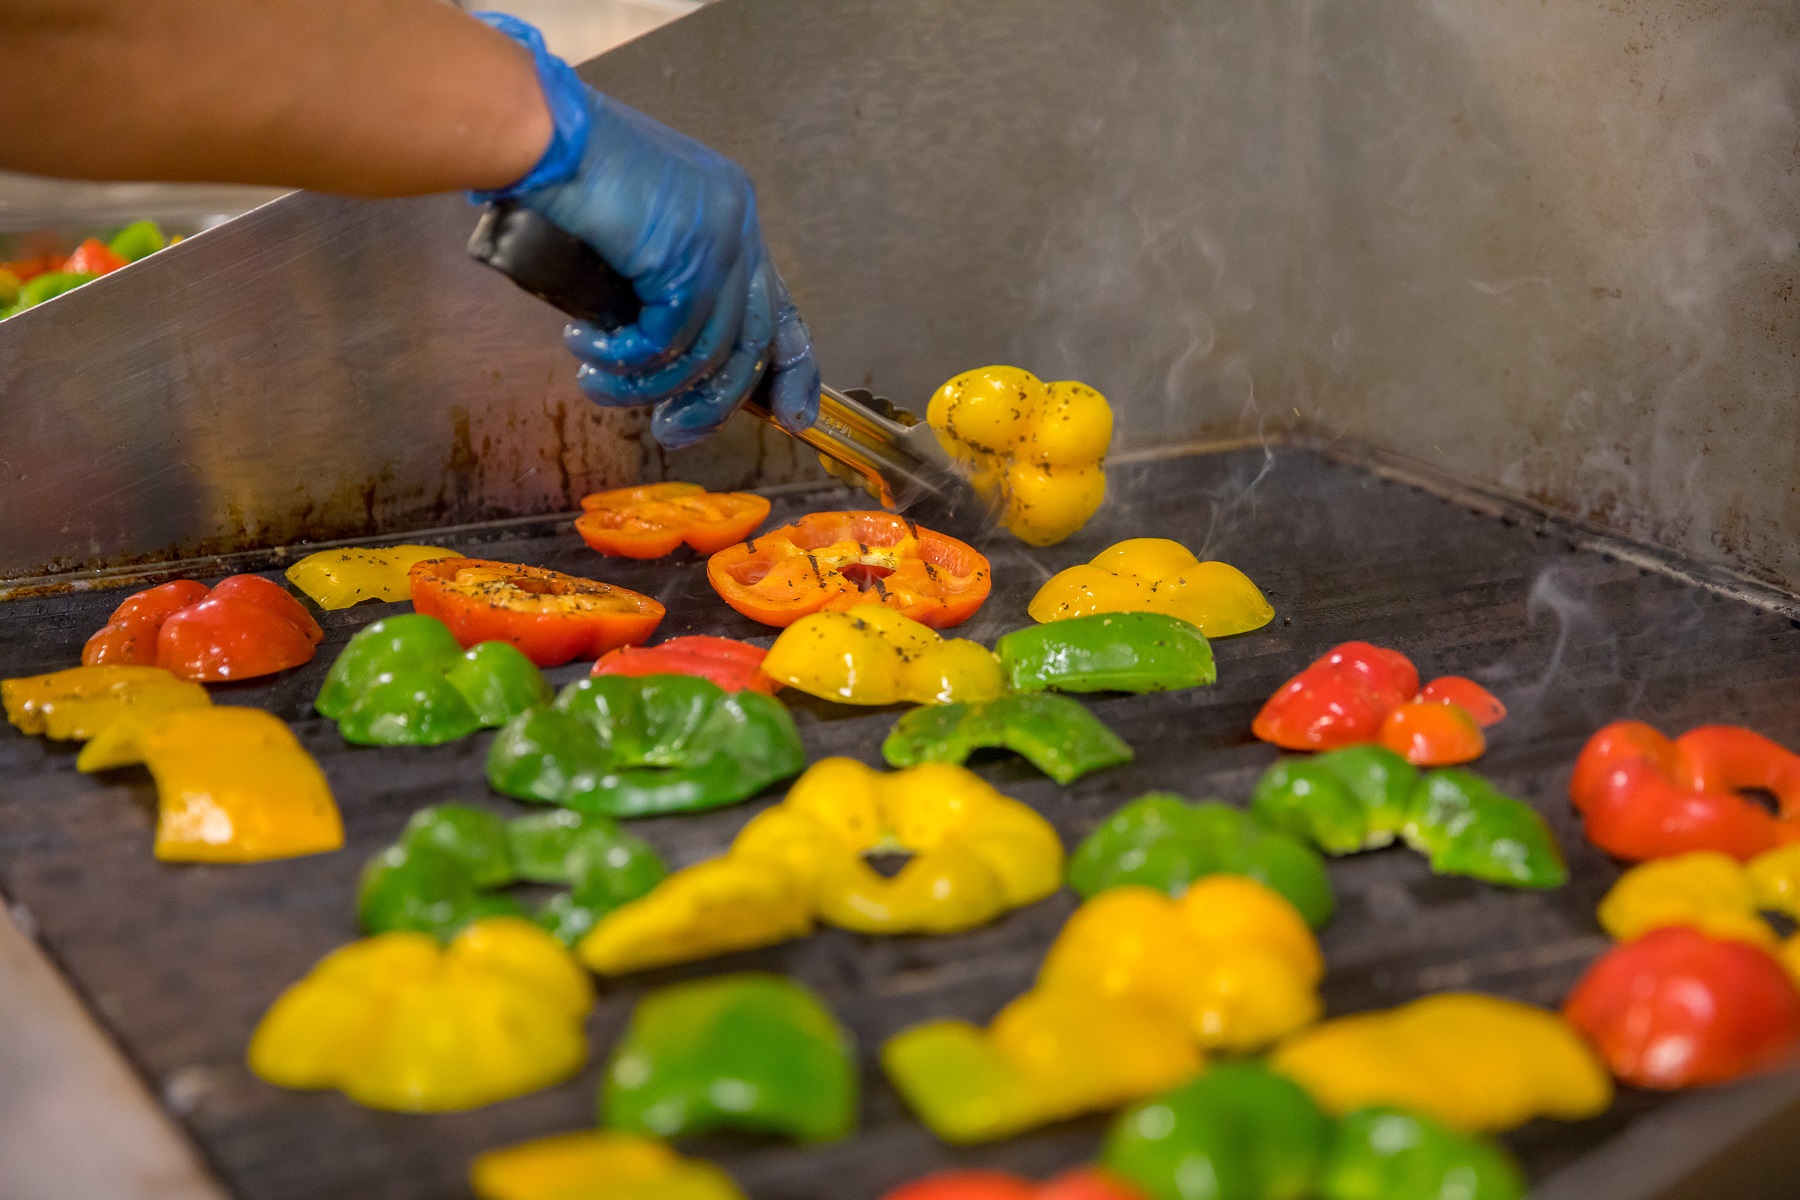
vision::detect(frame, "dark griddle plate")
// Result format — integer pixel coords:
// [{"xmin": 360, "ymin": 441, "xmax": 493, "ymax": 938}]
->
[{"xmin": 3, "ymin": 446, "xmax": 1798, "ymax": 1200}]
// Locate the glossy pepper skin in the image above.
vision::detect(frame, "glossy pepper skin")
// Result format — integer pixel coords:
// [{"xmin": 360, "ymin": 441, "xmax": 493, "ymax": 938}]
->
[
  {"xmin": 1597, "ymin": 851, "xmax": 1781, "ymax": 949},
  {"xmin": 998, "ymin": 612, "xmax": 1215, "ymax": 694},
  {"xmin": 1102, "ymin": 1064, "xmax": 1334, "ymax": 1200},
  {"xmin": 1069, "ymin": 794, "xmax": 1332, "ymax": 926},
  {"xmin": 1563, "ymin": 926, "xmax": 1800, "ymax": 1089},
  {"xmin": 762, "ymin": 604, "xmax": 1005, "ymax": 706},
  {"xmin": 604, "ymin": 973, "xmax": 856, "ymax": 1142},
  {"xmin": 580, "ymin": 758, "xmax": 1063, "ymax": 973},
  {"xmin": 883, "ymin": 693, "xmax": 1134, "ymax": 785},
  {"xmin": 487, "ymin": 673, "xmax": 806, "ymax": 817},
  {"xmin": 359, "ymin": 804, "xmax": 665, "ymax": 945},
  {"xmin": 1029, "ymin": 539, "xmax": 1273, "ymax": 638},
  {"xmin": 315, "ymin": 614, "xmax": 551, "ymax": 746},
  {"xmin": 410, "ymin": 558, "xmax": 665, "ymax": 667},
  {"xmin": 593, "ymin": 635, "xmax": 779, "ymax": 694},
  {"xmin": 707, "ymin": 510, "xmax": 992, "ymax": 629},
  {"xmin": 1251, "ymin": 749, "xmax": 1567, "ymax": 890},
  {"xmin": 284, "ymin": 545, "xmax": 459, "ymax": 609},
  {"xmin": 883, "ymin": 1168, "xmax": 1146, "ymax": 1200},
  {"xmin": 2, "ymin": 665, "xmax": 210, "ymax": 741},
  {"xmin": 249, "ymin": 918, "xmax": 592, "ymax": 1112},
  {"xmin": 1569, "ymin": 721, "xmax": 1800, "ymax": 861},
  {"xmin": 78, "ymin": 707, "xmax": 343, "ymax": 863},
  {"xmin": 1319, "ymin": 1107, "xmax": 1524, "ymax": 1200},
  {"xmin": 575, "ymin": 482, "xmax": 771, "ymax": 558},
  {"xmin": 471, "ymin": 1131, "xmax": 747, "ymax": 1200},
  {"xmin": 927, "ymin": 365, "xmax": 1112, "ymax": 546},
  {"xmin": 84, "ymin": 575, "xmax": 323, "ymax": 682},
  {"xmin": 1271, "ymin": 993, "xmax": 1612, "ymax": 1132}
]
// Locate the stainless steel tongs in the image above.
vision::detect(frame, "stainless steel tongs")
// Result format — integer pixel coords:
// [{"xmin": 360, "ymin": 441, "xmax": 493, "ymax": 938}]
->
[{"xmin": 468, "ymin": 203, "xmax": 992, "ymax": 538}]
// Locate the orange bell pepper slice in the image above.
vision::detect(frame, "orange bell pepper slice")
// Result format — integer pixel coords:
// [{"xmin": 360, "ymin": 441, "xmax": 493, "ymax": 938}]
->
[
  {"xmin": 1378, "ymin": 701, "xmax": 1485, "ymax": 766},
  {"xmin": 575, "ymin": 482, "xmax": 771, "ymax": 559},
  {"xmin": 83, "ymin": 575, "xmax": 323, "ymax": 682},
  {"xmin": 409, "ymin": 558, "xmax": 664, "ymax": 667},
  {"xmin": 1417, "ymin": 676, "xmax": 1506, "ymax": 727},
  {"xmin": 706, "ymin": 511, "xmax": 992, "ymax": 629}
]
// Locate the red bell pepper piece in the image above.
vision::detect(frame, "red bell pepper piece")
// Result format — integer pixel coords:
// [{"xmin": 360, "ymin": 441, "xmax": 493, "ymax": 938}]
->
[
  {"xmin": 575, "ymin": 482, "xmax": 771, "ymax": 558},
  {"xmin": 884, "ymin": 1168, "xmax": 1145, "ymax": 1200},
  {"xmin": 1564, "ymin": 925, "xmax": 1800, "ymax": 1088},
  {"xmin": 61, "ymin": 237, "xmax": 129, "ymax": 278},
  {"xmin": 1569, "ymin": 721, "xmax": 1796, "ymax": 861},
  {"xmin": 1417, "ymin": 675, "xmax": 1506, "ymax": 727},
  {"xmin": 591, "ymin": 634, "xmax": 779, "ymax": 694},
  {"xmin": 1, "ymin": 256, "xmax": 63, "ymax": 284},
  {"xmin": 1252, "ymin": 641, "xmax": 1421, "ymax": 751},
  {"xmin": 409, "ymin": 558, "xmax": 664, "ymax": 667},
  {"xmin": 83, "ymin": 575, "xmax": 322, "ymax": 682}
]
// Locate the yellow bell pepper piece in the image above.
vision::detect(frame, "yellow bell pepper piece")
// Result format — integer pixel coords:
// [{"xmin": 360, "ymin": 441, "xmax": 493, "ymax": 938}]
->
[
  {"xmin": 250, "ymin": 918, "xmax": 592, "ymax": 1112},
  {"xmin": 1271, "ymin": 993, "xmax": 1612, "ymax": 1131},
  {"xmin": 1598, "ymin": 851, "xmax": 1780, "ymax": 949},
  {"xmin": 1028, "ymin": 538, "xmax": 1274, "ymax": 637},
  {"xmin": 78, "ymin": 706, "xmax": 343, "ymax": 862},
  {"xmin": 882, "ymin": 991, "xmax": 1200, "ymax": 1144},
  {"xmin": 284, "ymin": 544, "xmax": 459, "ymax": 609},
  {"xmin": 1037, "ymin": 877, "xmax": 1323, "ymax": 1052},
  {"xmin": 471, "ymin": 1131, "xmax": 746, "ymax": 1200},
  {"xmin": 579, "ymin": 758, "xmax": 1062, "ymax": 973},
  {"xmin": 2, "ymin": 664, "xmax": 210, "ymax": 741},
  {"xmin": 1747, "ymin": 842, "xmax": 1800, "ymax": 920},
  {"xmin": 760, "ymin": 604, "xmax": 1005, "ymax": 706},
  {"xmin": 927, "ymin": 365, "xmax": 1111, "ymax": 546}
]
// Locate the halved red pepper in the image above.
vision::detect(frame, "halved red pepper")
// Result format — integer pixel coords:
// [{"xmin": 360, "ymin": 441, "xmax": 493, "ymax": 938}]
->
[
  {"xmin": 62, "ymin": 237, "xmax": 129, "ymax": 277},
  {"xmin": 591, "ymin": 634, "xmax": 779, "ymax": 694},
  {"xmin": 575, "ymin": 482, "xmax": 771, "ymax": 559},
  {"xmin": 1569, "ymin": 721, "xmax": 1800, "ymax": 861},
  {"xmin": 1563, "ymin": 925, "xmax": 1800, "ymax": 1088},
  {"xmin": 409, "ymin": 558, "xmax": 663, "ymax": 667},
  {"xmin": 706, "ymin": 511, "xmax": 991, "ymax": 629},
  {"xmin": 83, "ymin": 575, "xmax": 323, "ymax": 682}
]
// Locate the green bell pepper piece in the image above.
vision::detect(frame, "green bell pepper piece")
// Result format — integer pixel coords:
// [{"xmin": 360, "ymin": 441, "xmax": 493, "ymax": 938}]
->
[
  {"xmin": 603, "ymin": 972, "xmax": 856, "ymax": 1142},
  {"xmin": 358, "ymin": 803, "xmax": 665, "ymax": 944},
  {"xmin": 1104, "ymin": 1063, "xmax": 1334, "ymax": 1200},
  {"xmin": 1251, "ymin": 745, "xmax": 1419, "ymax": 853},
  {"xmin": 14, "ymin": 271, "xmax": 96, "ymax": 311},
  {"xmin": 1320, "ymin": 1107, "xmax": 1524, "ymax": 1200},
  {"xmin": 316, "ymin": 613, "xmax": 550, "ymax": 745},
  {"xmin": 1403, "ymin": 769, "xmax": 1568, "ymax": 889},
  {"xmin": 1068, "ymin": 793, "xmax": 1335, "ymax": 927},
  {"xmin": 996, "ymin": 613, "xmax": 1216, "ymax": 694},
  {"xmin": 486, "ymin": 674, "xmax": 807, "ymax": 817},
  {"xmin": 880, "ymin": 693, "xmax": 1134, "ymax": 784},
  {"xmin": 107, "ymin": 220, "xmax": 167, "ymax": 263}
]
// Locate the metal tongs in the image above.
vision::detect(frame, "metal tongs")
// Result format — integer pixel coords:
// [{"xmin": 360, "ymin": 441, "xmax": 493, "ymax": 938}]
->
[{"xmin": 468, "ymin": 203, "xmax": 992, "ymax": 539}]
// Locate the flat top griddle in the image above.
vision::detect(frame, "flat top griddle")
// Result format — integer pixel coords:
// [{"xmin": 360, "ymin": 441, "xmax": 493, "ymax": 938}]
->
[{"xmin": 3, "ymin": 445, "xmax": 1797, "ymax": 1200}]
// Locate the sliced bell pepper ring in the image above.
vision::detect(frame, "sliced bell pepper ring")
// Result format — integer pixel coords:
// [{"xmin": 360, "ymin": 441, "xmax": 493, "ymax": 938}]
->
[
  {"xmin": 1027, "ymin": 538, "xmax": 1273, "ymax": 638},
  {"xmin": 1067, "ymin": 793, "xmax": 1335, "ymax": 926},
  {"xmin": 997, "ymin": 612, "xmax": 1216, "ymax": 694},
  {"xmin": 603, "ymin": 972, "xmax": 857, "ymax": 1142},
  {"xmin": 927, "ymin": 365, "xmax": 1112, "ymax": 546},
  {"xmin": 2, "ymin": 665, "xmax": 210, "ymax": 741},
  {"xmin": 1564, "ymin": 925, "xmax": 1800, "ymax": 1089},
  {"xmin": 284, "ymin": 545, "xmax": 459, "ymax": 609},
  {"xmin": 575, "ymin": 482, "xmax": 772, "ymax": 558},
  {"xmin": 884, "ymin": 1169, "xmax": 1146, "ymax": 1200},
  {"xmin": 83, "ymin": 574, "xmax": 324, "ymax": 681},
  {"xmin": 76, "ymin": 706, "xmax": 343, "ymax": 862},
  {"xmin": 409, "ymin": 557, "xmax": 664, "ymax": 667},
  {"xmin": 593, "ymin": 634, "xmax": 779, "ymax": 694},
  {"xmin": 761, "ymin": 604, "xmax": 1005, "ymax": 705},
  {"xmin": 471, "ymin": 1131, "xmax": 747, "ymax": 1200},
  {"xmin": 706, "ymin": 510, "xmax": 991, "ymax": 629},
  {"xmin": 486, "ymin": 674, "xmax": 806, "ymax": 818},
  {"xmin": 249, "ymin": 917, "xmax": 592, "ymax": 1112},
  {"xmin": 882, "ymin": 693, "xmax": 1134, "ymax": 784},
  {"xmin": 1270, "ymin": 993, "xmax": 1612, "ymax": 1132},
  {"xmin": 1569, "ymin": 720, "xmax": 1800, "ymax": 861}
]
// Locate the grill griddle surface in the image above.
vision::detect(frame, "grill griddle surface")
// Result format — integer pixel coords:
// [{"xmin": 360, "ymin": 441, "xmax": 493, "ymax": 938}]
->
[{"xmin": 3, "ymin": 447, "xmax": 1796, "ymax": 1199}]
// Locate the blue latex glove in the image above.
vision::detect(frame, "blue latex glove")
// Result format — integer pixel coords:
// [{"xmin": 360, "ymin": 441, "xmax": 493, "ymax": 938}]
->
[{"xmin": 473, "ymin": 14, "xmax": 820, "ymax": 450}]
